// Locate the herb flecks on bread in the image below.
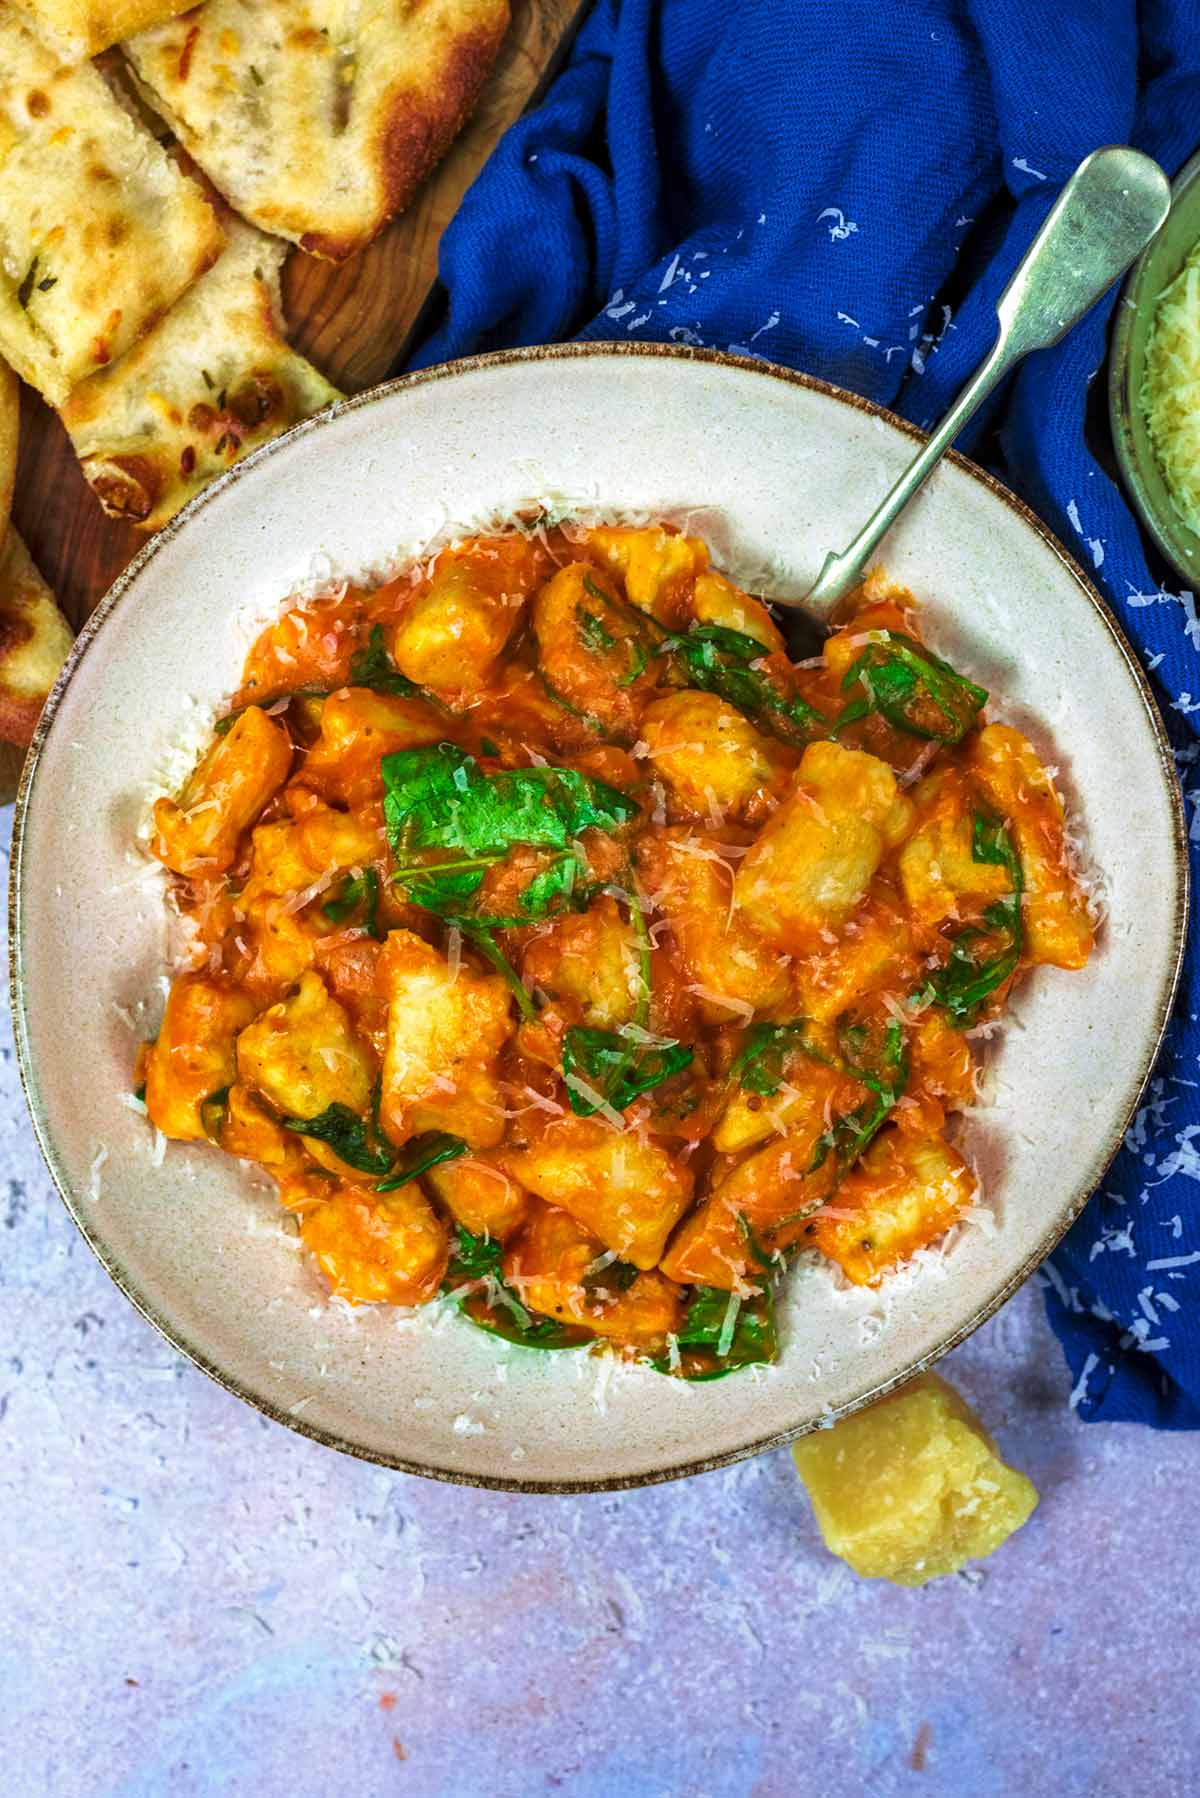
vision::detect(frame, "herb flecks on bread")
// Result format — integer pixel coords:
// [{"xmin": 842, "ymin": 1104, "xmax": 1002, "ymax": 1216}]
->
[
  {"xmin": 61, "ymin": 216, "xmax": 341, "ymax": 529},
  {"xmin": 123, "ymin": 0, "xmax": 510, "ymax": 261}
]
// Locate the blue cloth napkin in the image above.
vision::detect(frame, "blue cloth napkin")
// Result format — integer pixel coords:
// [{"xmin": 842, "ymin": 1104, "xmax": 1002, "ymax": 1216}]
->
[{"xmin": 409, "ymin": 0, "xmax": 1200, "ymax": 1427}]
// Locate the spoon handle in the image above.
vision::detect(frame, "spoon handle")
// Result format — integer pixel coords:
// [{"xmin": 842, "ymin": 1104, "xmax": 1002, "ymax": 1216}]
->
[{"xmin": 795, "ymin": 144, "xmax": 1171, "ymax": 622}]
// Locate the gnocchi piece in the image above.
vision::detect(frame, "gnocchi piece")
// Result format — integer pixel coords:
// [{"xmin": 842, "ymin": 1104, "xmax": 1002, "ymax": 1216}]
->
[
  {"xmin": 218, "ymin": 1083, "xmax": 330, "ymax": 1211},
  {"xmin": 236, "ymin": 970, "xmax": 374, "ymax": 1122},
  {"xmin": 660, "ymin": 1124, "xmax": 840, "ymax": 1289},
  {"xmin": 710, "ymin": 1022, "xmax": 847, "ymax": 1156},
  {"xmin": 583, "ymin": 525, "xmax": 708, "ymax": 626},
  {"xmin": 239, "ymin": 803, "xmax": 383, "ymax": 903},
  {"xmin": 144, "ymin": 974, "xmax": 257, "ymax": 1143},
  {"xmin": 532, "ymin": 561, "xmax": 658, "ymax": 739},
  {"xmin": 690, "ymin": 569, "xmax": 787, "ymax": 654},
  {"xmin": 299, "ymin": 688, "xmax": 444, "ymax": 807},
  {"xmin": 898, "ymin": 767, "xmax": 1012, "ymax": 933},
  {"xmin": 639, "ymin": 690, "xmax": 794, "ymax": 823},
  {"xmin": 735, "ymin": 741, "xmax": 914, "ymax": 950},
  {"xmin": 379, "ymin": 929, "xmax": 515, "ymax": 1149},
  {"xmin": 426, "ymin": 1155, "xmax": 530, "ymax": 1243},
  {"xmin": 390, "ymin": 535, "xmax": 543, "ymax": 696},
  {"xmin": 810, "ymin": 1130, "xmax": 976, "ymax": 1285},
  {"xmin": 519, "ymin": 896, "xmax": 640, "ymax": 1029},
  {"xmin": 301, "ymin": 1182, "xmax": 449, "ymax": 1306},
  {"xmin": 796, "ymin": 890, "xmax": 919, "ymax": 1023},
  {"xmin": 233, "ymin": 804, "xmax": 385, "ymax": 994},
  {"xmin": 505, "ymin": 1201, "xmax": 683, "ymax": 1349},
  {"xmin": 904, "ymin": 1008, "xmax": 976, "ymax": 1134},
  {"xmin": 503, "ymin": 1116, "xmax": 694, "ymax": 1270},
  {"xmin": 968, "ymin": 724, "xmax": 1094, "ymax": 970},
  {"xmin": 636, "ymin": 827, "xmax": 793, "ymax": 1022},
  {"xmin": 151, "ymin": 705, "xmax": 292, "ymax": 875}
]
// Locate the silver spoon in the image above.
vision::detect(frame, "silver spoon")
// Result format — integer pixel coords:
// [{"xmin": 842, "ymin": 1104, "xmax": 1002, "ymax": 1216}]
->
[{"xmin": 780, "ymin": 144, "xmax": 1170, "ymax": 644}]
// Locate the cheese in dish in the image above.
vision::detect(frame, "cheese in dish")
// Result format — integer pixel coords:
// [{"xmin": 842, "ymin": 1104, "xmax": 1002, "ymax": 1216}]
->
[{"xmin": 139, "ymin": 523, "xmax": 1095, "ymax": 1379}]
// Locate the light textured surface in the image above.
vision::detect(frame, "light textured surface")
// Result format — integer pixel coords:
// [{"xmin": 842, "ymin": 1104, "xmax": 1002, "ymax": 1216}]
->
[{"xmin": 2, "ymin": 811, "xmax": 1197, "ymax": 1797}]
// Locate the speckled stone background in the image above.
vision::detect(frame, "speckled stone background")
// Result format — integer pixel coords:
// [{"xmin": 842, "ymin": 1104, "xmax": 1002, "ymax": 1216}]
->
[{"xmin": 2, "ymin": 807, "xmax": 1196, "ymax": 1798}]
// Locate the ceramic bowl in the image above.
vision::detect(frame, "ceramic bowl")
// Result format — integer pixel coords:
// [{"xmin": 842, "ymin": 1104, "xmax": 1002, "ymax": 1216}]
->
[
  {"xmin": 1110, "ymin": 142, "xmax": 1200, "ymax": 583},
  {"xmin": 10, "ymin": 345, "xmax": 1188, "ymax": 1490}
]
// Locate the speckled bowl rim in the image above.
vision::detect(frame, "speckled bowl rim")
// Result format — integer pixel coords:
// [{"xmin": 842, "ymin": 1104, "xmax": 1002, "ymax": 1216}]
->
[
  {"xmin": 1109, "ymin": 142, "xmax": 1200, "ymax": 582},
  {"xmin": 10, "ymin": 343, "xmax": 1190, "ymax": 1492}
]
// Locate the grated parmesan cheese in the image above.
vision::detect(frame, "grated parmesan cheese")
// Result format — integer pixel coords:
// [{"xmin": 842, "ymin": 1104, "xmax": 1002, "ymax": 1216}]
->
[{"xmin": 1143, "ymin": 240, "xmax": 1200, "ymax": 538}]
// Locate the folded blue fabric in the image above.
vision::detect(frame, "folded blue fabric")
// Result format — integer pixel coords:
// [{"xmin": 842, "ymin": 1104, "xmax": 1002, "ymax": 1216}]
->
[{"xmin": 409, "ymin": 0, "xmax": 1200, "ymax": 1427}]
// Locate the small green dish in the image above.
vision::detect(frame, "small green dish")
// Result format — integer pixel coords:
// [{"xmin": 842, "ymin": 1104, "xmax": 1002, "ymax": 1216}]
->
[{"xmin": 1110, "ymin": 142, "xmax": 1200, "ymax": 584}]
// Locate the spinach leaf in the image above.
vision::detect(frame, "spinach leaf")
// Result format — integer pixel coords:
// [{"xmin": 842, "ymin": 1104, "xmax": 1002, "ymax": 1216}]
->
[
  {"xmin": 282, "ymin": 1102, "xmax": 395, "ymax": 1175},
  {"xmin": 653, "ymin": 1284, "xmax": 779, "ymax": 1380},
  {"xmin": 213, "ymin": 685, "xmax": 330, "ymax": 735},
  {"xmin": 375, "ymin": 1131, "xmax": 467, "ymax": 1192},
  {"xmin": 322, "ymin": 867, "xmax": 384, "ymax": 939},
  {"xmin": 730, "ymin": 1020, "xmax": 831, "ymax": 1097},
  {"xmin": 834, "ymin": 631, "xmax": 987, "ymax": 744},
  {"xmin": 441, "ymin": 1226, "xmax": 590, "ymax": 1348},
  {"xmin": 383, "ymin": 742, "xmax": 636, "ymax": 861},
  {"xmin": 463, "ymin": 925, "xmax": 538, "ymax": 1023},
  {"xmin": 445, "ymin": 1226, "xmax": 504, "ymax": 1282},
  {"xmin": 580, "ymin": 1256, "xmax": 640, "ymax": 1297},
  {"xmin": 578, "ymin": 578, "xmax": 653, "ymax": 688},
  {"xmin": 348, "ymin": 624, "xmax": 419, "ymax": 696},
  {"xmin": 200, "ymin": 1085, "xmax": 231, "ymax": 1143},
  {"xmin": 562, "ymin": 1025, "xmax": 693, "ymax": 1116},
  {"xmin": 810, "ymin": 1016, "xmax": 908, "ymax": 1174},
  {"xmin": 927, "ymin": 810, "xmax": 1023, "ymax": 1025},
  {"xmin": 664, "ymin": 623, "xmax": 826, "ymax": 746},
  {"xmin": 458, "ymin": 1289, "xmax": 595, "ymax": 1351}
]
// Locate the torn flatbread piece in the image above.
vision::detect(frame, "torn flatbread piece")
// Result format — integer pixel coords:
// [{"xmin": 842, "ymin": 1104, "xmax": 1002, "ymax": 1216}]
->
[
  {"xmin": 123, "ymin": 0, "xmax": 510, "ymax": 261},
  {"xmin": 61, "ymin": 216, "xmax": 342, "ymax": 530},
  {"xmin": 0, "ymin": 527, "xmax": 73, "ymax": 747},
  {"xmin": 12, "ymin": 0, "xmax": 193, "ymax": 61},
  {"xmin": 0, "ymin": 8, "xmax": 223, "ymax": 405}
]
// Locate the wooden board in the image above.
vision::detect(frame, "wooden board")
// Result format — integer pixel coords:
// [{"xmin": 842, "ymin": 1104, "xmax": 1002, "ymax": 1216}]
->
[{"xmin": 11, "ymin": 0, "xmax": 584, "ymax": 634}]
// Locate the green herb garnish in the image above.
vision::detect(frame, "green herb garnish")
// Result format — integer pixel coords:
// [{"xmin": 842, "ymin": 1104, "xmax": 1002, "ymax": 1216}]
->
[
  {"xmin": 926, "ymin": 810, "xmax": 1023, "ymax": 1025},
  {"xmin": 834, "ymin": 631, "xmax": 987, "ymax": 744},
  {"xmin": 322, "ymin": 868, "xmax": 383, "ymax": 939}
]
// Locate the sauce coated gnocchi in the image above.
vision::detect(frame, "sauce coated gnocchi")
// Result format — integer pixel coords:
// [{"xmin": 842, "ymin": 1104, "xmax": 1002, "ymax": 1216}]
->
[{"xmin": 140, "ymin": 523, "xmax": 1095, "ymax": 1378}]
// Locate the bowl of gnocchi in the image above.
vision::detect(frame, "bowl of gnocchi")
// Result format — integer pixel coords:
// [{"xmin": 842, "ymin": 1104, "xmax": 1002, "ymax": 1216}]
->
[{"xmin": 10, "ymin": 344, "xmax": 1187, "ymax": 1489}]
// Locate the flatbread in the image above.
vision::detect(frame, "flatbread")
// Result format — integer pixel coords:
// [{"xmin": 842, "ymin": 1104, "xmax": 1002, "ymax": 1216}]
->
[
  {"xmin": 123, "ymin": 0, "xmax": 510, "ymax": 261},
  {"xmin": 0, "ymin": 8, "xmax": 224, "ymax": 405},
  {"xmin": 0, "ymin": 355, "xmax": 17, "ymax": 533},
  {"xmin": 61, "ymin": 216, "xmax": 342, "ymax": 529},
  {"xmin": 0, "ymin": 526, "xmax": 73, "ymax": 747},
  {"xmin": 13, "ymin": 0, "xmax": 193, "ymax": 60}
]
